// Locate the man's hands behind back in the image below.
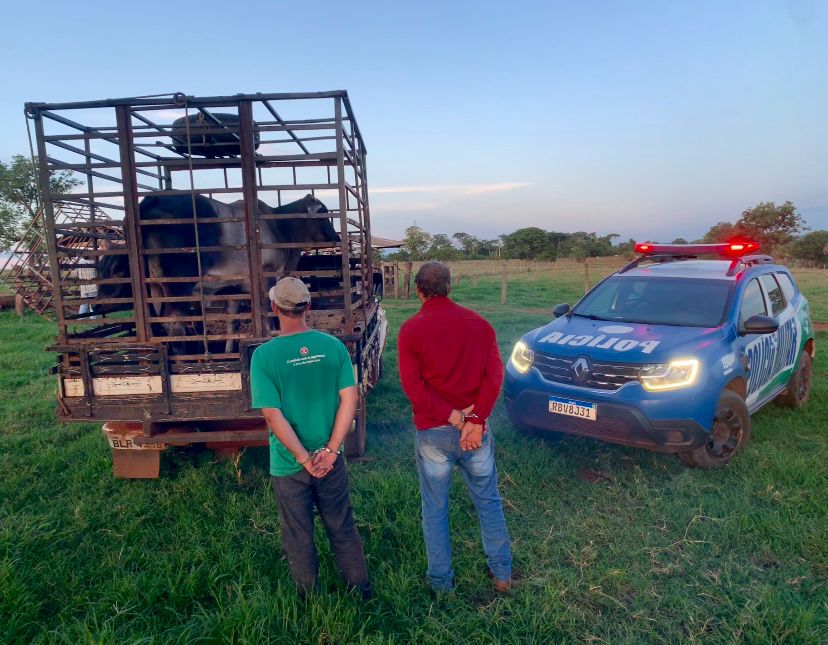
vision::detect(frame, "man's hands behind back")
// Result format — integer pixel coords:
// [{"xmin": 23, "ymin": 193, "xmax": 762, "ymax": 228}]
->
[
  {"xmin": 311, "ymin": 449, "xmax": 338, "ymax": 477},
  {"xmin": 460, "ymin": 422, "xmax": 484, "ymax": 451}
]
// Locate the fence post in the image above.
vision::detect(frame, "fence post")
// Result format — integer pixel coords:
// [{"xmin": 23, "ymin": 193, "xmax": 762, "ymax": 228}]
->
[
  {"xmin": 583, "ymin": 263, "xmax": 590, "ymax": 294},
  {"xmin": 15, "ymin": 293, "xmax": 24, "ymax": 318},
  {"xmin": 473, "ymin": 273, "xmax": 478, "ymax": 287},
  {"xmin": 403, "ymin": 261, "xmax": 412, "ymax": 299},
  {"xmin": 501, "ymin": 262, "xmax": 507, "ymax": 304},
  {"xmin": 393, "ymin": 263, "xmax": 400, "ymax": 299}
]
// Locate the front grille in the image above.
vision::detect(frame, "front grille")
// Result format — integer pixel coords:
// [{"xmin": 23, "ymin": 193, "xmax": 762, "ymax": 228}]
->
[{"xmin": 532, "ymin": 351, "xmax": 641, "ymax": 391}]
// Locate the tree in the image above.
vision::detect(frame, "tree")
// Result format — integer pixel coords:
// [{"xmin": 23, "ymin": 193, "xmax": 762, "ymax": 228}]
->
[
  {"xmin": 0, "ymin": 154, "xmax": 81, "ymax": 250},
  {"xmin": 500, "ymin": 227, "xmax": 556, "ymax": 260},
  {"xmin": 702, "ymin": 221, "xmax": 741, "ymax": 244},
  {"xmin": 426, "ymin": 233, "xmax": 459, "ymax": 261},
  {"xmin": 789, "ymin": 230, "xmax": 828, "ymax": 265},
  {"xmin": 671, "ymin": 237, "xmax": 688, "ymax": 244},
  {"xmin": 478, "ymin": 239, "xmax": 500, "ymax": 257},
  {"xmin": 702, "ymin": 202, "xmax": 806, "ymax": 253},
  {"xmin": 452, "ymin": 232, "xmax": 480, "ymax": 257},
  {"xmin": 736, "ymin": 201, "xmax": 806, "ymax": 252},
  {"xmin": 558, "ymin": 231, "xmax": 616, "ymax": 258},
  {"xmin": 614, "ymin": 237, "xmax": 637, "ymax": 257},
  {"xmin": 400, "ymin": 223, "xmax": 431, "ymax": 260}
]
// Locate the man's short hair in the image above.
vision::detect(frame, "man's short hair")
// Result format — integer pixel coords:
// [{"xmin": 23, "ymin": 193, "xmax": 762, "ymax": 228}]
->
[{"xmin": 415, "ymin": 262, "xmax": 451, "ymax": 298}]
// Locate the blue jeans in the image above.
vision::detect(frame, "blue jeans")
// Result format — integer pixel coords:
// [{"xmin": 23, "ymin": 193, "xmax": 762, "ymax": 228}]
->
[{"xmin": 415, "ymin": 425, "xmax": 512, "ymax": 591}]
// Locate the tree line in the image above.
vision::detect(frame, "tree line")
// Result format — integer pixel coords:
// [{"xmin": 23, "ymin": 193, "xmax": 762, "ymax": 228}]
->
[
  {"xmin": 386, "ymin": 202, "xmax": 828, "ymax": 265},
  {"xmin": 386, "ymin": 225, "xmax": 631, "ymax": 262}
]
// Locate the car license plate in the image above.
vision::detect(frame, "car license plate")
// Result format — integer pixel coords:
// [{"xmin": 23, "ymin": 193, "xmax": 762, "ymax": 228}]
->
[{"xmin": 548, "ymin": 396, "xmax": 597, "ymax": 421}]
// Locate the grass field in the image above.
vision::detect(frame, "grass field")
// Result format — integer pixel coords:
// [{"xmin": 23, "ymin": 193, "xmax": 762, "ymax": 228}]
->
[{"xmin": 1, "ymin": 268, "xmax": 826, "ymax": 643}]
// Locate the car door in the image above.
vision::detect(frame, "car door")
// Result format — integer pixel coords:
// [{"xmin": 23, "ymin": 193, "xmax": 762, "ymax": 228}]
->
[
  {"xmin": 734, "ymin": 276, "xmax": 771, "ymax": 409},
  {"xmin": 757, "ymin": 272, "xmax": 799, "ymax": 394}
]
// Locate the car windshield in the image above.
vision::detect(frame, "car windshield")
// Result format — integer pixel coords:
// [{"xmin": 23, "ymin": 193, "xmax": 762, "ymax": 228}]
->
[{"xmin": 573, "ymin": 276, "xmax": 732, "ymax": 327}]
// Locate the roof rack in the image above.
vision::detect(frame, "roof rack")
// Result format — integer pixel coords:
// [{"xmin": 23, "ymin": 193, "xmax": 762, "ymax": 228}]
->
[{"xmin": 726, "ymin": 254, "xmax": 775, "ymax": 276}]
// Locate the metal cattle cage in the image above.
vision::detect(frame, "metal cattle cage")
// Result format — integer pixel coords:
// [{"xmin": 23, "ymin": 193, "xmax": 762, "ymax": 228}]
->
[{"xmin": 25, "ymin": 91, "xmax": 386, "ymax": 477}]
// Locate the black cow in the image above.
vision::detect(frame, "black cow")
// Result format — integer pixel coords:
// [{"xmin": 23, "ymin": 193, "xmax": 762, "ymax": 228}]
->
[{"xmin": 98, "ymin": 194, "xmax": 339, "ymax": 352}]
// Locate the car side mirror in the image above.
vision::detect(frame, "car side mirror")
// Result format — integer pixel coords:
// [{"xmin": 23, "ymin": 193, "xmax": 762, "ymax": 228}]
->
[
  {"xmin": 553, "ymin": 303, "xmax": 571, "ymax": 318},
  {"xmin": 740, "ymin": 314, "xmax": 779, "ymax": 335}
]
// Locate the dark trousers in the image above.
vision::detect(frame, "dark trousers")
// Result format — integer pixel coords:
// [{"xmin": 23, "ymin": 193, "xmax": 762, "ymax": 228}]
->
[{"xmin": 271, "ymin": 457, "xmax": 369, "ymax": 595}]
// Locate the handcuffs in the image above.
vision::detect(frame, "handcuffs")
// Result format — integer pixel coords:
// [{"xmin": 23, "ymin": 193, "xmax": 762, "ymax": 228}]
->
[{"xmin": 298, "ymin": 445, "xmax": 341, "ymax": 466}]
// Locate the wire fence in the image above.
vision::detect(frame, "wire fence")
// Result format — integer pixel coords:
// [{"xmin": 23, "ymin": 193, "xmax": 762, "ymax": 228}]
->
[{"xmin": 380, "ymin": 259, "xmax": 828, "ymax": 324}]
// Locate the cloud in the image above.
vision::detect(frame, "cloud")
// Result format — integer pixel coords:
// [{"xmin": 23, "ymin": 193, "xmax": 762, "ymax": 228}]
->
[
  {"xmin": 149, "ymin": 109, "xmax": 187, "ymax": 122},
  {"xmin": 372, "ymin": 182, "xmax": 530, "ymax": 196},
  {"xmin": 371, "ymin": 201, "xmax": 444, "ymax": 212}
]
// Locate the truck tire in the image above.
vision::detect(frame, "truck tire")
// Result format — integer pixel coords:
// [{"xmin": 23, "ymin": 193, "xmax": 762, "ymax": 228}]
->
[
  {"xmin": 679, "ymin": 390, "xmax": 751, "ymax": 469},
  {"xmin": 775, "ymin": 351, "xmax": 812, "ymax": 409}
]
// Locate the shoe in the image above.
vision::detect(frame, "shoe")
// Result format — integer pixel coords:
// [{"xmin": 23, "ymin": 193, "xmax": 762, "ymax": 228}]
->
[
  {"xmin": 349, "ymin": 581, "xmax": 373, "ymax": 601},
  {"xmin": 359, "ymin": 582, "xmax": 374, "ymax": 601},
  {"xmin": 487, "ymin": 567, "xmax": 516, "ymax": 593}
]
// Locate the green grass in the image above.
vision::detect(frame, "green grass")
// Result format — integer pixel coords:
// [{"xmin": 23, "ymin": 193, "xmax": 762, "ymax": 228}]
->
[{"xmin": 1, "ymin": 270, "xmax": 826, "ymax": 643}]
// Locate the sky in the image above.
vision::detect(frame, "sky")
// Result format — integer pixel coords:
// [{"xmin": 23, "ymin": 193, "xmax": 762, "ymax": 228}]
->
[{"xmin": 1, "ymin": 0, "xmax": 826, "ymax": 244}]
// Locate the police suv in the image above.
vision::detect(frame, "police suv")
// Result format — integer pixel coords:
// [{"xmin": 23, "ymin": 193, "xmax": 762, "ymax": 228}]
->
[{"xmin": 504, "ymin": 242, "xmax": 815, "ymax": 468}]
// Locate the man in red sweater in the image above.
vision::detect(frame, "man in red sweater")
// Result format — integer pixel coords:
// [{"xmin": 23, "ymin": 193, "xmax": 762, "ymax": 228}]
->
[{"xmin": 398, "ymin": 261, "xmax": 513, "ymax": 593}]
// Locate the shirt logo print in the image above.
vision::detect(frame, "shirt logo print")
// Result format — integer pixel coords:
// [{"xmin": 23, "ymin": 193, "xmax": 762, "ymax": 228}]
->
[{"xmin": 300, "ymin": 346, "xmax": 309, "ymax": 356}]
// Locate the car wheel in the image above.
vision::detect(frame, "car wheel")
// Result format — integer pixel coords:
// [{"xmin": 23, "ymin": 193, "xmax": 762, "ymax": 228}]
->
[
  {"xmin": 679, "ymin": 390, "xmax": 751, "ymax": 469},
  {"xmin": 775, "ymin": 350, "xmax": 812, "ymax": 409}
]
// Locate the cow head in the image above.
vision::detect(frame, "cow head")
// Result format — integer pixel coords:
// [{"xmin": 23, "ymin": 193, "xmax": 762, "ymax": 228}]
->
[{"xmin": 295, "ymin": 194, "xmax": 339, "ymax": 244}]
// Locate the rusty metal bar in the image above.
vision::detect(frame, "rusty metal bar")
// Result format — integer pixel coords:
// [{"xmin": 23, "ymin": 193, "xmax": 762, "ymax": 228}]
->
[
  {"xmin": 335, "ymin": 97, "xmax": 353, "ymax": 334},
  {"xmin": 26, "ymin": 91, "xmax": 347, "ymax": 113},
  {"xmin": 134, "ymin": 429, "xmax": 269, "ymax": 446},
  {"xmin": 238, "ymin": 100, "xmax": 264, "ymax": 337},
  {"xmin": 39, "ymin": 109, "xmax": 165, "ymax": 162},
  {"xmin": 262, "ymin": 100, "xmax": 311, "ymax": 155},
  {"xmin": 33, "ymin": 112, "xmax": 69, "ymax": 340},
  {"xmin": 342, "ymin": 93, "xmax": 367, "ymax": 154},
  {"xmin": 115, "ymin": 105, "xmax": 149, "ymax": 342},
  {"xmin": 43, "ymin": 121, "xmax": 336, "ymax": 143},
  {"xmin": 47, "ymin": 139, "xmax": 163, "ymax": 182}
]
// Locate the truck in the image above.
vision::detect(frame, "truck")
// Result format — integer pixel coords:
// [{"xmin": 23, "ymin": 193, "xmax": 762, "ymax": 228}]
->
[{"xmin": 24, "ymin": 91, "xmax": 386, "ymax": 478}]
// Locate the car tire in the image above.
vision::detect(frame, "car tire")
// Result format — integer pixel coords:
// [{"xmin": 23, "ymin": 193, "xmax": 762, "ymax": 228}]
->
[
  {"xmin": 679, "ymin": 390, "xmax": 751, "ymax": 469},
  {"xmin": 775, "ymin": 350, "xmax": 812, "ymax": 409}
]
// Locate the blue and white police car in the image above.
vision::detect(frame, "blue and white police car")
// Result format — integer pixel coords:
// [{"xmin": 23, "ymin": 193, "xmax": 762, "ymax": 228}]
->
[{"xmin": 504, "ymin": 242, "xmax": 815, "ymax": 468}]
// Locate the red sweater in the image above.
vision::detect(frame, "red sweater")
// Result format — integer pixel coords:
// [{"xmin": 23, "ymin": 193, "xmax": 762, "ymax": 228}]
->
[{"xmin": 398, "ymin": 296, "xmax": 504, "ymax": 430}]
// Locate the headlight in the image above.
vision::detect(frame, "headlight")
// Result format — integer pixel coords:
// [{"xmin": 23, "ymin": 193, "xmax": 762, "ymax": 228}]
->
[
  {"xmin": 639, "ymin": 359, "xmax": 699, "ymax": 391},
  {"xmin": 510, "ymin": 341, "xmax": 534, "ymax": 374}
]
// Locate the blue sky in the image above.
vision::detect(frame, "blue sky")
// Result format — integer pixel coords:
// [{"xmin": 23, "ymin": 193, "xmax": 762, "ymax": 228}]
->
[{"xmin": 1, "ymin": 0, "xmax": 825, "ymax": 243}]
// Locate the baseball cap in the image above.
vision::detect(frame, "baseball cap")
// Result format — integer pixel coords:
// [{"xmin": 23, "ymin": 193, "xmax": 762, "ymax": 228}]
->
[{"xmin": 268, "ymin": 277, "xmax": 311, "ymax": 311}]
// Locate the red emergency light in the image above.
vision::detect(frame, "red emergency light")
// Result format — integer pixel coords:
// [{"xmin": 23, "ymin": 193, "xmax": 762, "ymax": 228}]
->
[{"xmin": 634, "ymin": 240, "xmax": 760, "ymax": 257}]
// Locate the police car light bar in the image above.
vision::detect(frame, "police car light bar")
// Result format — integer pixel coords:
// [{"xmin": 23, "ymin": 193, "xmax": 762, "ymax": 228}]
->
[{"xmin": 634, "ymin": 240, "xmax": 760, "ymax": 257}]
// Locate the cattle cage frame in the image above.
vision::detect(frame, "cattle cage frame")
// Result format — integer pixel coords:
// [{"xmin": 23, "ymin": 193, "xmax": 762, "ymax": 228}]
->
[{"xmin": 25, "ymin": 91, "xmax": 384, "ymax": 461}]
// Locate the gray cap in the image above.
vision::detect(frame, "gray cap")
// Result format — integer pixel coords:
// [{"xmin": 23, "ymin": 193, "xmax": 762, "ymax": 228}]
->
[{"xmin": 268, "ymin": 277, "xmax": 311, "ymax": 311}]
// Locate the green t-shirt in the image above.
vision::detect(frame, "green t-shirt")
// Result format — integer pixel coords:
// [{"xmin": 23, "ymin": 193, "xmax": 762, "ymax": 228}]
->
[{"xmin": 250, "ymin": 330, "xmax": 356, "ymax": 476}]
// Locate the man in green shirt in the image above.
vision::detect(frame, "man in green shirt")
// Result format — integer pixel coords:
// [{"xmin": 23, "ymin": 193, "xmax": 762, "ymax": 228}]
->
[{"xmin": 251, "ymin": 277, "xmax": 371, "ymax": 599}]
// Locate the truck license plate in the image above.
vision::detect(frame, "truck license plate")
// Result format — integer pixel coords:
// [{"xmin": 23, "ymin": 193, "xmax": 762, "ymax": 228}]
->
[{"xmin": 548, "ymin": 396, "xmax": 597, "ymax": 421}]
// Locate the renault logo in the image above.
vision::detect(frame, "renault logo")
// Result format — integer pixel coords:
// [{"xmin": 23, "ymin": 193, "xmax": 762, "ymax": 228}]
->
[{"xmin": 571, "ymin": 357, "xmax": 591, "ymax": 381}]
